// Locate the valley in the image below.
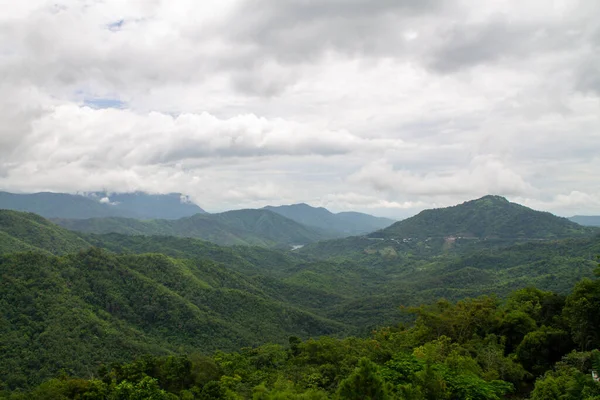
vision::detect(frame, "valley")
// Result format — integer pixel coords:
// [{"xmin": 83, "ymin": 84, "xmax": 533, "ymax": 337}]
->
[{"xmin": 1, "ymin": 193, "xmax": 599, "ymax": 398}]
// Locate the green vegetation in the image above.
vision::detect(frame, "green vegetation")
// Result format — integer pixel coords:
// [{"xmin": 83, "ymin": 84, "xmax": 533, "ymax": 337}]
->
[
  {"xmin": 2, "ymin": 196, "xmax": 600, "ymax": 398},
  {"xmin": 54, "ymin": 209, "xmax": 333, "ymax": 248},
  {"xmin": 0, "ymin": 210, "xmax": 90, "ymax": 255},
  {"xmin": 264, "ymin": 203, "xmax": 395, "ymax": 237},
  {"xmin": 374, "ymin": 195, "xmax": 596, "ymax": 240},
  {"xmin": 4, "ymin": 274, "xmax": 600, "ymax": 399},
  {"xmin": 0, "ymin": 249, "xmax": 347, "ymax": 389}
]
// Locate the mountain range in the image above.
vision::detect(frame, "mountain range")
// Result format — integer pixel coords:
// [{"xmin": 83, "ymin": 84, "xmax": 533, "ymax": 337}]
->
[
  {"xmin": 0, "ymin": 191, "xmax": 395, "ymax": 245},
  {"xmin": 53, "ymin": 209, "xmax": 333, "ymax": 248},
  {"xmin": 0, "ymin": 191, "xmax": 205, "ymax": 220},
  {"xmin": 264, "ymin": 203, "xmax": 394, "ymax": 236},
  {"xmin": 1, "ymin": 196, "xmax": 600, "ymax": 389},
  {"xmin": 300, "ymin": 195, "xmax": 598, "ymax": 261}
]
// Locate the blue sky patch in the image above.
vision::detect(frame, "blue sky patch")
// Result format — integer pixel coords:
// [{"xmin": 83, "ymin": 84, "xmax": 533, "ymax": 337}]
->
[
  {"xmin": 107, "ymin": 19, "xmax": 125, "ymax": 31},
  {"xmin": 84, "ymin": 98, "xmax": 125, "ymax": 109}
]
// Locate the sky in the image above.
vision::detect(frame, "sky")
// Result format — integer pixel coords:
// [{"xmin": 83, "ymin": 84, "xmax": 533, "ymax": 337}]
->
[{"xmin": 0, "ymin": 0, "xmax": 599, "ymax": 218}]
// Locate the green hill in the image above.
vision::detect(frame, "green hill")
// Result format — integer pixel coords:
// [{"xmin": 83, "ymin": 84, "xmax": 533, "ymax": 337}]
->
[
  {"xmin": 264, "ymin": 203, "xmax": 394, "ymax": 236},
  {"xmin": 2, "ymin": 208, "xmax": 600, "ymax": 394},
  {"xmin": 0, "ymin": 210, "xmax": 91, "ymax": 255},
  {"xmin": 54, "ymin": 209, "xmax": 332, "ymax": 248},
  {"xmin": 373, "ymin": 195, "xmax": 594, "ymax": 240},
  {"xmin": 299, "ymin": 195, "xmax": 599, "ymax": 264},
  {"xmin": 0, "ymin": 249, "xmax": 347, "ymax": 389}
]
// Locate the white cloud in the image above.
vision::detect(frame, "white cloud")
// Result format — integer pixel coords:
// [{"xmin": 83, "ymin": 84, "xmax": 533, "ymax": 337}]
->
[
  {"xmin": 350, "ymin": 156, "xmax": 534, "ymax": 197},
  {"xmin": 0, "ymin": 0, "xmax": 599, "ymax": 218},
  {"xmin": 99, "ymin": 196, "xmax": 118, "ymax": 206}
]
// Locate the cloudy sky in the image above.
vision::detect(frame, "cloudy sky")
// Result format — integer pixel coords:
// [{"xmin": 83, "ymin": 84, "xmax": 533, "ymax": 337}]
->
[{"xmin": 1, "ymin": 0, "xmax": 599, "ymax": 218}]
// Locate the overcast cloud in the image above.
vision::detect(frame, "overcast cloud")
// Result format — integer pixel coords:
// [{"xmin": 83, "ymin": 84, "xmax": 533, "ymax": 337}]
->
[{"xmin": 0, "ymin": 0, "xmax": 599, "ymax": 218}]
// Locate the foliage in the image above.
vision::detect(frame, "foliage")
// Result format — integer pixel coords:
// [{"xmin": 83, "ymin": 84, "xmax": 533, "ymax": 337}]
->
[
  {"xmin": 2, "ymin": 207, "xmax": 600, "ymax": 399},
  {"xmin": 0, "ymin": 249, "xmax": 347, "ymax": 389},
  {"xmin": 264, "ymin": 203, "xmax": 394, "ymax": 237},
  {"xmin": 0, "ymin": 210, "xmax": 91, "ymax": 255},
  {"xmin": 375, "ymin": 195, "xmax": 597, "ymax": 240},
  {"xmin": 54, "ymin": 209, "xmax": 333, "ymax": 248},
  {"xmin": 1, "ymin": 271, "xmax": 599, "ymax": 398}
]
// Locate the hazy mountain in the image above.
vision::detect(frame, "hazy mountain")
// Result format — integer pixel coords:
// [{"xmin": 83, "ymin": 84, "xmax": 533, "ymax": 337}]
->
[
  {"xmin": 0, "ymin": 191, "xmax": 131, "ymax": 219},
  {"xmin": 54, "ymin": 209, "xmax": 332, "ymax": 248},
  {"xmin": 263, "ymin": 203, "xmax": 395, "ymax": 236},
  {"xmin": 373, "ymin": 195, "xmax": 594, "ymax": 240},
  {"xmin": 88, "ymin": 191, "xmax": 206, "ymax": 219},
  {"xmin": 569, "ymin": 215, "xmax": 600, "ymax": 227},
  {"xmin": 0, "ymin": 191, "xmax": 205, "ymax": 219}
]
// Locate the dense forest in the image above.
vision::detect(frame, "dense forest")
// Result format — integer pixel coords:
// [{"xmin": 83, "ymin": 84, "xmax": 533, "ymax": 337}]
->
[
  {"xmin": 3, "ymin": 268, "xmax": 600, "ymax": 399},
  {"xmin": 1, "ymin": 196, "xmax": 600, "ymax": 399}
]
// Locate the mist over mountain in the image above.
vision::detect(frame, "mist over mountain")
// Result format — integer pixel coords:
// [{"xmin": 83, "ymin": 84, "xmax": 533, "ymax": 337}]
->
[
  {"xmin": 87, "ymin": 191, "xmax": 206, "ymax": 219},
  {"xmin": 3, "ymin": 0, "xmax": 600, "ymax": 396},
  {"xmin": 0, "ymin": 191, "xmax": 205, "ymax": 220}
]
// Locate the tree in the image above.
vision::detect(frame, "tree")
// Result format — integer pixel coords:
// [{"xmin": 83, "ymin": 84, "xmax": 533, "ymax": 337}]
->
[
  {"xmin": 564, "ymin": 278, "xmax": 600, "ymax": 351},
  {"xmin": 336, "ymin": 358, "xmax": 388, "ymax": 400},
  {"xmin": 112, "ymin": 376, "xmax": 173, "ymax": 400},
  {"xmin": 515, "ymin": 326, "xmax": 573, "ymax": 375}
]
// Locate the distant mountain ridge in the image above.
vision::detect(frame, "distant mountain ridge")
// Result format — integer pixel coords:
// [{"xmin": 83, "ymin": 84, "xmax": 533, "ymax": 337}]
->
[
  {"xmin": 300, "ymin": 195, "xmax": 599, "ymax": 261},
  {"xmin": 263, "ymin": 203, "xmax": 394, "ymax": 236},
  {"xmin": 87, "ymin": 191, "xmax": 206, "ymax": 219},
  {"xmin": 0, "ymin": 191, "xmax": 205, "ymax": 219},
  {"xmin": 54, "ymin": 209, "xmax": 333, "ymax": 248},
  {"xmin": 569, "ymin": 215, "xmax": 600, "ymax": 227},
  {"xmin": 373, "ymin": 195, "xmax": 594, "ymax": 240}
]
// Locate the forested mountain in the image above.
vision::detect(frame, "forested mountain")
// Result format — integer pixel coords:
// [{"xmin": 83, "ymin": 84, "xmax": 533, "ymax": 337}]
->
[
  {"xmin": 0, "ymin": 210, "xmax": 90, "ymax": 254},
  {"xmin": 301, "ymin": 195, "xmax": 598, "ymax": 263},
  {"xmin": 371, "ymin": 196, "xmax": 591, "ymax": 239},
  {"xmin": 374, "ymin": 195, "xmax": 594, "ymax": 240},
  {"xmin": 570, "ymin": 215, "xmax": 600, "ymax": 226},
  {"xmin": 54, "ymin": 209, "xmax": 332, "ymax": 248},
  {"xmin": 264, "ymin": 203, "xmax": 395, "ymax": 236},
  {"xmin": 5, "ymin": 267, "xmax": 600, "ymax": 399},
  {"xmin": 0, "ymin": 191, "xmax": 205, "ymax": 220},
  {"xmin": 1, "ymin": 199, "xmax": 600, "ymax": 398},
  {"xmin": 0, "ymin": 249, "xmax": 348, "ymax": 390}
]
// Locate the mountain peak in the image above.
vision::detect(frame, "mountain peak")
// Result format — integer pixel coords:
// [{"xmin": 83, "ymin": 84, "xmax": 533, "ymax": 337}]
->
[
  {"xmin": 375, "ymin": 196, "xmax": 592, "ymax": 240},
  {"xmin": 263, "ymin": 203, "xmax": 394, "ymax": 236},
  {"xmin": 473, "ymin": 195, "xmax": 509, "ymax": 203}
]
